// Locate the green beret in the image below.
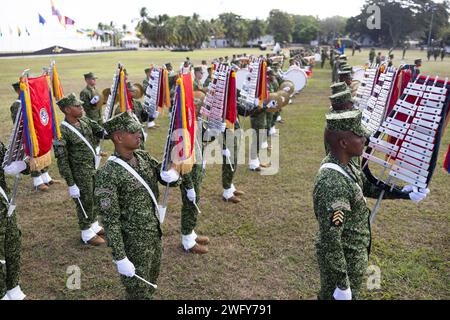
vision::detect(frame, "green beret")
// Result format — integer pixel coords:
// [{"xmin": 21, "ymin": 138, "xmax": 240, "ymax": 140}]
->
[
  {"xmin": 194, "ymin": 66, "xmax": 203, "ymax": 73},
  {"xmin": 57, "ymin": 93, "xmax": 83, "ymax": 108},
  {"xmin": 103, "ymin": 111, "xmax": 143, "ymax": 136},
  {"xmin": 326, "ymin": 109, "xmax": 370, "ymax": 138},
  {"xmin": 330, "ymin": 82, "xmax": 348, "ymax": 94},
  {"xmin": 144, "ymin": 68, "xmax": 151, "ymax": 73},
  {"xmin": 84, "ymin": 72, "xmax": 97, "ymax": 80},
  {"xmin": 12, "ymin": 82, "xmax": 20, "ymax": 90},
  {"xmin": 329, "ymin": 90, "xmax": 354, "ymax": 105}
]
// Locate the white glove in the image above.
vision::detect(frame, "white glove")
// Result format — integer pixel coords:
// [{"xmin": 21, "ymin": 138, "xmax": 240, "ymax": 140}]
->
[
  {"xmin": 220, "ymin": 122, "xmax": 226, "ymax": 133},
  {"xmin": 283, "ymin": 87, "xmax": 291, "ymax": 93},
  {"xmin": 267, "ymin": 100, "xmax": 277, "ymax": 109},
  {"xmin": 222, "ymin": 148, "xmax": 231, "ymax": 158},
  {"xmin": 68, "ymin": 185, "xmax": 81, "ymax": 198},
  {"xmin": 90, "ymin": 95, "xmax": 100, "ymax": 104},
  {"xmin": 402, "ymin": 185, "xmax": 430, "ymax": 203},
  {"xmin": 152, "ymin": 111, "xmax": 160, "ymax": 119},
  {"xmin": 3, "ymin": 161, "xmax": 27, "ymax": 176},
  {"xmin": 253, "ymin": 98, "xmax": 260, "ymax": 106},
  {"xmin": 160, "ymin": 169, "xmax": 180, "ymax": 183},
  {"xmin": 186, "ymin": 188, "xmax": 196, "ymax": 203},
  {"xmin": 333, "ymin": 287, "xmax": 352, "ymax": 300},
  {"xmin": 116, "ymin": 257, "xmax": 135, "ymax": 277}
]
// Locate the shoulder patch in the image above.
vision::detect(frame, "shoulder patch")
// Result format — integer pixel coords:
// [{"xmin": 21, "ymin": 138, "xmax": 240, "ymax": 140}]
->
[
  {"xmin": 331, "ymin": 200, "xmax": 351, "ymax": 211},
  {"xmin": 331, "ymin": 210, "xmax": 344, "ymax": 227}
]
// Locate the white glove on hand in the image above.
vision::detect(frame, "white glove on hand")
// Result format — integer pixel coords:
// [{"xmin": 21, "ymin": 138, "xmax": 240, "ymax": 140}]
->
[
  {"xmin": 267, "ymin": 100, "xmax": 277, "ymax": 109},
  {"xmin": 68, "ymin": 185, "xmax": 81, "ymax": 198},
  {"xmin": 333, "ymin": 287, "xmax": 352, "ymax": 300},
  {"xmin": 222, "ymin": 148, "xmax": 231, "ymax": 158},
  {"xmin": 152, "ymin": 111, "xmax": 160, "ymax": 119},
  {"xmin": 253, "ymin": 98, "xmax": 260, "ymax": 107},
  {"xmin": 220, "ymin": 122, "xmax": 226, "ymax": 133},
  {"xmin": 283, "ymin": 87, "xmax": 291, "ymax": 93},
  {"xmin": 186, "ymin": 188, "xmax": 196, "ymax": 203},
  {"xmin": 402, "ymin": 185, "xmax": 430, "ymax": 203},
  {"xmin": 3, "ymin": 161, "xmax": 27, "ymax": 176},
  {"xmin": 116, "ymin": 257, "xmax": 135, "ymax": 277},
  {"xmin": 90, "ymin": 95, "xmax": 100, "ymax": 104},
  {"xmin": 160, "ymin": 169, "xmax": 180, "ymax": 183}
]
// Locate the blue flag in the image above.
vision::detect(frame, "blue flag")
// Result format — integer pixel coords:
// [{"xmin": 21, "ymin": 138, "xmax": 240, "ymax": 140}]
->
[{"xmin": 39, "ymin": 14, "xmax": 46, "ymax": 25}]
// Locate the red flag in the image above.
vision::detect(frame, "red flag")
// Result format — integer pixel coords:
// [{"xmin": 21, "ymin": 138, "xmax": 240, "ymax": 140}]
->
[
  {"xmin": 225, "ymin": 70, "xmax": 237, "ymax": 128},
  {"xmin": 65, "ymin": 16, "xmax": 75, "ymax": 25},
  {"xmin": 24, "ymin": 76, "xmax": 55, "ymax": 157}
]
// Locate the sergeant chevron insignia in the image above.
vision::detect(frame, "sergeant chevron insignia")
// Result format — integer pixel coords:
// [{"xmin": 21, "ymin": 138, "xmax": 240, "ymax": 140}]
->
[{"xmin": 331, "ymin": 210, "xmax": 344, "ymax": 227}]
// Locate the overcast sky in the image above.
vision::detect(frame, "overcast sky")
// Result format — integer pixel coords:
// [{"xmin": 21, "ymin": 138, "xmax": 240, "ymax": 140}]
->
[{"xmin": 1, "ymin": 0, "xmax": 368, "ymax": 32}]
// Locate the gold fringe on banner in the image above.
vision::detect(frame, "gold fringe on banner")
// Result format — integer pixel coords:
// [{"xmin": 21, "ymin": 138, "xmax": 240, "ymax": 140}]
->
[{"xmin": 29, "ymin": 151, "xmax": 52, "ymax": 171}]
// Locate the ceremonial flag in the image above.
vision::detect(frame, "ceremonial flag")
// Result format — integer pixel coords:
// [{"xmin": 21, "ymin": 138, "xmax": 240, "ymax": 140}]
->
[
  {"xmin": 39, "ymin": 14, "xmax": 46, "ymax": 25},
  {"xmin": 118, "ymin": 69, "xmax": 133, "ymax": 113},
  {"xmin": 225, "ymin": 70, "xmax": 237, "ymax": 129},
  {"xmin": 50, "ymin": 62, "xmax": 64, "ymax": 100},
  {"xmin": 444, "ymin": 145, "xmax": 450, "ymax": 173},
  {"xmin": 171, "ymin": 73, "xmax": 196, "ymax": 174},
  {"xmin": 256, "ymin": 60, "xmax": 268, "ymax": 108},
  {"xmin": 20, "ymin": 75, "xmax": 60, "ymax": 158},
  {"xmin": 65, "ymin": 16, "xmax": 75, "ymax": 26}
]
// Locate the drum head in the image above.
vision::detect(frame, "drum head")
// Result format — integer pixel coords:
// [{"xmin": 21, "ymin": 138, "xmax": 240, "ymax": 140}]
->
[
  {"xmin": 283, "ymin": 69, "xmax": 307, "ymax": 92},
  {"xmin": 352, "ymin": 67, "xmax": 365, "ymax": 82},
  {"xmin": 236, "ymin": 69, "xmax": 250, "ymax": 91}
]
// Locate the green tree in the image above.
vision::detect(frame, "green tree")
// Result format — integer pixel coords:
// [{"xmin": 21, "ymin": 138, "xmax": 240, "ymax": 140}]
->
[
  {"xmin": 267, "ymin": 9, "xmax": 293, "ymax": 44},
  {"xmin": 320, "ymin": 16, "xmax": 347, "ymax": 43},
  {"xmin": 292, "ymin": 15, "xmax": 320, "ymax": 43},
  {"xmin": 218, "ymin": 13, "xmax": 246, "ymax": 46},
  {"xmin": 248, "ymin": 18, "xmax": 266, "ymax": 41}
]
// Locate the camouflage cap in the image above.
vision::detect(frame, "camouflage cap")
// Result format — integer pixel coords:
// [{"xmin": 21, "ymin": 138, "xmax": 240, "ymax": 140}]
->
[
  {"xmin": 326, "ymin": 109, "xmax": 371, "ymax": 137},
  {"xmin": 341, "ymin": 65, "xmax": 353, "ymax": 72},
  {"xmin": 338, "ymin": 54, "xmax": 348, "ymax": 60},
  {"xmin": 194, "ymin": 66, "xmax": 203, "ymax": 72},
  {"xmin": 144, "ymin": 67, "xmax": 151, "ymax": 73},
  {"xmin": 165, "ymin": 62, "xmax": 172, "ymax": 69},
  {"xmin": 339, "ymin": 60, "xmax": 348, "ymax": 67},
  {"xmin": 56, "ymin": 93, "xmax": 83, "ymax": 108},
  {"xmin": 329, "ymin": 90, "xmax": 354, "ymax": 105},
  {"xmin": 127, "ymin": 82, "xmax": 137, "ymax": 92},
  {"xmin": 12, "ymin": 82, "xmax": 20, "ymax": 90},
  {"xmin": 330, "ymin": 82, "xmax": 348, "ymax": 94},
  {"xmin": 103, "ymin": 111, "xmax": 143, "ymax": 136},
  {"xmin": 414, "ymin": 58, "xmax": 422, "ymax": 65},
  {"xmin": 338, "ymin": 70, "xmax": 352, "ymax": 78},
  {"xmin": 84, "ymin": 72, "xmax": 97, "ymax": 80}
]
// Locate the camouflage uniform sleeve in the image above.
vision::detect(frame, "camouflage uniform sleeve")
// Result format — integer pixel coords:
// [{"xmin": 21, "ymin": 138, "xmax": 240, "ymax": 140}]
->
[
  {"xmin": 133, "ymin": 100, "xmax": 149, "ymax": 122},
  {"xmin": 80, "ymin": 89, "xmax": 91, "ymax": 108},
  {"xmin": 86, "ymin": 117, "xmax": 106, "ymax": 139},
  {"xmin": 95, "ymin": 168, "xmax": 126, "ymax": 260},
  {"xmin": 362, "ymin": 173, "xmax": 409, "ymax": 200},
  {"xmin": 54, "ymin": 131, "xmax": 75, "ymax": 186},
  {"xmin": 314, "ymin": 176, "xmax": 352, "ymax": 289},
  {"xmin": 181, "ymin": 170, "xmax": 194, "ymax": 190}
]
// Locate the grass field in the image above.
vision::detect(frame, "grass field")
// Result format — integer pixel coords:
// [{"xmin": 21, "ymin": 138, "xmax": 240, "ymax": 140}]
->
[{"xmin": 0, "ymin": 48, "xmax": 449, "ymax": 300}]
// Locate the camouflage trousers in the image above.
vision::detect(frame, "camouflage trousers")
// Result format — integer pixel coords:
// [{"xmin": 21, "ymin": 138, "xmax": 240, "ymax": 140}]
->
[
  {"xmin": 180, "ymin": 164, "xmax": 203, "ymax": 236},
  {"xmin": 121, "ymin": 232, "xmax": 162, "ymax": 300},
  {"xmin": 271, "ymin": 111, "xmax": 281, "ymax": 128},
  {"xmin": 73, "ymin": 170, "xmax": 97, "ymax": 230},
  {"xmin": 266, "ymin": 112, "xmax": 274, "ymax": 131},
  {"xmin": 0, "ymin": 209, "xmax": 22, "ymax": 297},
  {"xmin": 316, "ymin": 244, "xmax": 368, "ymax": 300},
  {"xmin": 222, "ymin": 132, "xmax": 239, "ymax": 189},
  {"xmin": 31, "ymin": 167, "xmax": 48, "ymax": 178},
  {"xmin": 251, "ymin": 112, "xmax": 267, "ymax": 159}
]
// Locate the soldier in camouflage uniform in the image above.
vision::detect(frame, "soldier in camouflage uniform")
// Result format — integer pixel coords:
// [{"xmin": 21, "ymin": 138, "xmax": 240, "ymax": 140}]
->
[
  {"xmin": 10, "ymin": 82, "xmax": 58, "ymax": 192},
  {"xmin": 222, "ymin": 91, "xmax": 245, "ymax": 203},
  {"xmin": 265, "ymin": 69, "xmax": 279, "ymax": 151},
  {"xmin": 143, "ymin": 68, "xmax": 152, "ymax": 92},
  {"xmin": 331, "ymin": 55, "xmax": 340, "ymax": 83},
  {"xmin": 249, "ymin": 100, "xmax": 267, "ymax": 171},
  {"xmin": 203, "ymin": 67, "xmax": 213, "ymax": 88},
  {"xmin": 54, "ymin": 93, "xmax": 106, "ymax": 246},
  {"xmin": 94, "ymin": 111, "xmax": 180, "ymax": 300},
  {"xmin": 193, "ymin": 67, "xmax": 206, "ymax": 94},
  {"xmin": 313, "ymin": 110, "xmax": 429, "ymax": 300},
  {"xmin": 80, "ymin": 72, "xmax": 103, "ymax": 151},
  {"xmin": 0, "ymin": 140, "xmax": 27, "ymax": 300}
]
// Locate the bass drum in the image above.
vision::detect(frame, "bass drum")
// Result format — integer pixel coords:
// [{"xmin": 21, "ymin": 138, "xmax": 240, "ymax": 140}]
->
[
  {"xmin": 282, "ymin": 69, "xmax": 307, "ymax": 92},
  {"xmin": 352, "ymin": 67, "xmax": 365, "ymax": 82},
  {"xmin": 236, "ymin": 69, "xmax": 250, "ymax": 91}
]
